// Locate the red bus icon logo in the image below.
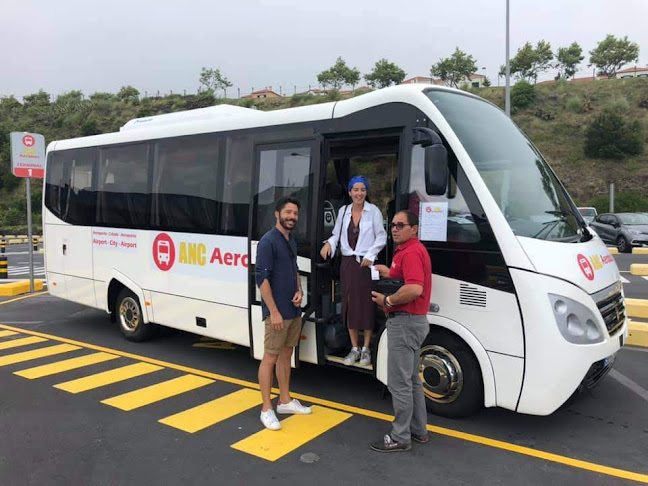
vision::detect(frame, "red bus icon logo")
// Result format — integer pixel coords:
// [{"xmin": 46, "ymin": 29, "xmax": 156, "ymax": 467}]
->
[
  {"xmin": 22, "ymin": 135, "xmax": 35, "ymax": 147},
  {"xmin": 153, "ymin": 233, "xmax": 175, "ymax": 271},
  {"xmin": 577, "ymin": 254, "xmax": 595, "ymax": 281}
]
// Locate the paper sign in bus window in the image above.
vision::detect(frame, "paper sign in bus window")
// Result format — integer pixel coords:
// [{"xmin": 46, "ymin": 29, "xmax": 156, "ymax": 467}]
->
[{"xmin": 419, "ymin": 202, "xmax": 448, "ymax": 242}]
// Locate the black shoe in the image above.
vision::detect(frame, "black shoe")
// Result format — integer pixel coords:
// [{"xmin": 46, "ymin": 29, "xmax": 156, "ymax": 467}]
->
[
  {"xmin": 411, "ymin": 433, "xmax": 429, "ymax": 444},
  {"xmin": 370, "ymin": 434, "xmax": 411, "ymax": 453}
]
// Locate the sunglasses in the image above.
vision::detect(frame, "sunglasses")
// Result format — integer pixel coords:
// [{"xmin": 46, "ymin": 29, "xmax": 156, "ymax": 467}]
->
[{"xmin": 390, "ymin": 222, "xmax": 412, "ymax": 230}]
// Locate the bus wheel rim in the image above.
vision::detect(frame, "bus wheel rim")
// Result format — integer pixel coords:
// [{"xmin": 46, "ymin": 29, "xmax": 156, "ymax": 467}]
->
[
  {"xmin": 419, "ymin": 345, "xmax": 464, "ymax": 404},
  {"xmin": 119, "ymin": 297, "xmax": 140, "ymax": 332}
]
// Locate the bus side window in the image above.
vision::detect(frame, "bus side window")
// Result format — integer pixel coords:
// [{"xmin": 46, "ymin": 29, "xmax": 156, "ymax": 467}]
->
[{"xmin": 97, "ymin": 144, "xmax": 149, "ymax": 228}]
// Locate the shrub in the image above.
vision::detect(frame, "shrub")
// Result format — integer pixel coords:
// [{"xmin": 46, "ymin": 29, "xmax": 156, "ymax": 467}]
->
[
  {"xmin": 590, "ymin": 191, "xmax": 648, "ymax": 214},
  {"xmin": 511, "ymin": 81, "xmax": 536, "ymax": 109},
  {"xmin": 584, "ymin": 110, "xmax": 643, "ymax": 159},
  {"xmin": 566, "ymin": 96, "xmax": 583, "ymax": 113},
  {"xmin": 605, "ymin": 96, "xmax": 630, "ymax": 113}
]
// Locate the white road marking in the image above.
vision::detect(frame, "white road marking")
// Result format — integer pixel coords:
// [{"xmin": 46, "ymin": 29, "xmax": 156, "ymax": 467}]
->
[
  {"xmin": 643, "ymin": 277, "xmax": 648, "ymax": 283},
  {"xmin": 609, "ymin": 369, "xmax": 648, "ymax": 404},
  {"xmin": 620, "ymin": 276, "xmax": 630, "ymax": 284}
]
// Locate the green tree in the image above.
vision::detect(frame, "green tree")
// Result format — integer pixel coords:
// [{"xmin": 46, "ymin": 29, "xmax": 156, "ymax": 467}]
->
[
  {"xmin": 23, "ymin": 89, "xmax": 50, "ymax": 107},
  {"xmin": 584, "ymin": 110, "xmax": 643, "ymax": 159},
  {"xmin": 317, "ymin": 57, "xmax": 361, "ymax": 90},
  {"xmin": 117, "ymin": 85, "xmax": 140, "ymax": 103},
  {"xmin": 364, "ymin": 58, "xmax": 406, "ymax": 88},
  {"xmin": 501, "ymin": 41, "xmax": 553, "ymax": 83},
  {"xmin": 555, "ymin": 42, "xmax": 584, "ymax": 79},
  {"xmin": 56, "ymin": 90, "xmax": 83, "ymax": 103},
  {"xmin": 89, "ymin": 92, "xmax": 114, "ymax": 101},
  {"xmin": 430, "ymin": 47, "xmax": 477, "ymax": 88},
  {"xmin": 482, "ymin": 76, "xmax": 491, "ymax": 87},
  {"xmin": 589, "ymin": 34, "xmax": 640, "ymax": 78},
  {"xmin": 199, "ymin": 67, "xmax": 233, "ymax": 94},
  {"xmin": 590, "ymin": 191, "xmax": 648, "ymax": 214}
]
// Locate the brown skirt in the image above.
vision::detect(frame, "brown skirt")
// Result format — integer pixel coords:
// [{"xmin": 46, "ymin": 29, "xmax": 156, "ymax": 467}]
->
[{"xmin": 340, "ymin": 256, "xmax": 375, "ymax": 330}]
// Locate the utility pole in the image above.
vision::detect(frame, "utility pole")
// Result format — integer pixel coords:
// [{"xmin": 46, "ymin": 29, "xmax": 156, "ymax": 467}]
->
[{"xmin": 505, "ymin": 0, "xmax": 511, "ymax": 116}]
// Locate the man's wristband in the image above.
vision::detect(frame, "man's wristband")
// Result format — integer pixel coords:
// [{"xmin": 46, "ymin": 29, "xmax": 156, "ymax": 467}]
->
[{"xmin": 385, "ymin": 296, "xmax": 394, "ymax": 308}]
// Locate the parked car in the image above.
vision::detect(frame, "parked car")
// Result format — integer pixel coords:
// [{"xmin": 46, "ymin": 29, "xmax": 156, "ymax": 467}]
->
[
  {"xmin": 589, "ymin": 212, "xmax": 648, "ymax": 252},
  {"xmin": 577, "ymin": 206, "xmax": 598, "ymax": 224}
]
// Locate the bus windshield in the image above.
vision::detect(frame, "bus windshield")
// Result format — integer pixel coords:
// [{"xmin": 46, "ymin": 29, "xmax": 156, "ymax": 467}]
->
[{"xmin": 427, "ymin": 90, "xmax": 586, "ymax": 243}]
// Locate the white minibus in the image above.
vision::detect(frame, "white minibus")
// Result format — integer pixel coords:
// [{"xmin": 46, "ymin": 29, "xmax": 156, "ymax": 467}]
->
[{"xmin": 43, "ymin": 85, "xmax": 627, "ymax": 417}]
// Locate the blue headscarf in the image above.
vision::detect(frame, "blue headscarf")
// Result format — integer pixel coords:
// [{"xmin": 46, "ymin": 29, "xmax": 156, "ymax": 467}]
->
[{"xmin": 348, "ymin": 175, "xmax": 370, "ymax": 192}]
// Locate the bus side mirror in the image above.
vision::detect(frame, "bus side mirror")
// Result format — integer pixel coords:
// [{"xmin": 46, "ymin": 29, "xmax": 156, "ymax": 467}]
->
[{"xmin": 413, "ymin": 128, "xmax": 448, "ymax": 196}]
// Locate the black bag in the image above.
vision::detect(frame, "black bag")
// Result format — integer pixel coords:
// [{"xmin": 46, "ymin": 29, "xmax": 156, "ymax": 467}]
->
[
  {"xmin": 329, "ymin": 204, "xmax": 348, "ymax": 280},
  {"xmin": 372, "ymin": 278, "xmax": 405, "ymax": 297}
]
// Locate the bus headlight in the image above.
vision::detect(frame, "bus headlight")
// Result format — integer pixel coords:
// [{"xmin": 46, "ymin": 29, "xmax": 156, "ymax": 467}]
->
[{"xmin": 548, "ymin": 294, "xmax": 605, "ymax": 344}]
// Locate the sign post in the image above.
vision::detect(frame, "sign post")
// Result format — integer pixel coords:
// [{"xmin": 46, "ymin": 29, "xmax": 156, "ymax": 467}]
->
[{"xmin": 9, "ymin": 132, "xmax": 46, "ymax": 293}]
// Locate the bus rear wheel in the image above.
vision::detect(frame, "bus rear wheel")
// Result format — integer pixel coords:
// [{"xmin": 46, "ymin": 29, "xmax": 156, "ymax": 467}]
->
[
  {"xmin": 116, "ymin": 288, "xmax": 155, "ymax": 342},
  {"xmin": 419, "ymin": 329, "xmax": 483, "ymax": 418}
]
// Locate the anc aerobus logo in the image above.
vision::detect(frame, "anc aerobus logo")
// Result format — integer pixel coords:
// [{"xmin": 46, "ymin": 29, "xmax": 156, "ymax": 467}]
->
[
  {"xmin": 577, "ymin": 252, "xmax": 614, "ymax": 281},
  {"xmin": 152, "ymin": 232, "xmax": 249, "ymax": 273}
]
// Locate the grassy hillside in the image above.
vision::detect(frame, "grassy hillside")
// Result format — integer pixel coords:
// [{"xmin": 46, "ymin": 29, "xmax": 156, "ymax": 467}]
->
[{"xmin": 1, "ymin": 79, "xmax": 647, "ymax": 232}]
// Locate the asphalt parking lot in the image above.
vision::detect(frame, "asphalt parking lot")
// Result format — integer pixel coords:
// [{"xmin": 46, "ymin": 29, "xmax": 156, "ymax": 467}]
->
[{"xmin": 1, "ymin": 290, "xmax": 648, "ymax": 485}]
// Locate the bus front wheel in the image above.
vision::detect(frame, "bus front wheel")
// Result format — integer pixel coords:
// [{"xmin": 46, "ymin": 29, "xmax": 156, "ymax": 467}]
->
[
  {"xmin": 116, "ymin": 288, "xmax": 155, "ymax": 342},
  {"xmin": 419, "ymin": 330, "xmax": 483, "ymax": 418}
]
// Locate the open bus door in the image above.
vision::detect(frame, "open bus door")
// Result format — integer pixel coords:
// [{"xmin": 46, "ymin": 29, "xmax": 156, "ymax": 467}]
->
[{"xmin": 248, "ymin": 140, "xmax": 321, "ymax": 368}]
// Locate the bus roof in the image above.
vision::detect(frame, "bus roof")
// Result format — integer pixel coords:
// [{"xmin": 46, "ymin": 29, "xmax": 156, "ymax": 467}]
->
[{"xmin": 47, "ymin": 84, "xmax": 469, "ymax": 153}]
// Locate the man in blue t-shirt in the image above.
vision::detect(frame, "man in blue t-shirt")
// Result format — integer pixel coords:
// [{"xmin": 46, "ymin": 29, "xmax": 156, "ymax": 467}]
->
[{"xmin": 256, "ymin": 196, "xmax": 312, "ymax": 430}]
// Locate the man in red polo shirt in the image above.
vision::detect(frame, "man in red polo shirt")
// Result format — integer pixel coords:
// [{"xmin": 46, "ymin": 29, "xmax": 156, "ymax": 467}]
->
[{"xmin": 370, "ymin": 210, "xmax": 432, "ymax": 452}]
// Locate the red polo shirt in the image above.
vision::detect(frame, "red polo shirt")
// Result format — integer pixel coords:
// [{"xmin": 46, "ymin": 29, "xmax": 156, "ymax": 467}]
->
[{"xmin": 385, "ymin": 237, "xmax": 432, "ymax": 315}]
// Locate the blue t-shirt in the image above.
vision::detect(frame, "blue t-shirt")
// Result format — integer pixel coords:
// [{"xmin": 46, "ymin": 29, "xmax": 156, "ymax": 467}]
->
[{"xmin": 255, "ymin": 228, "xmax": 300, "ymax": 320}]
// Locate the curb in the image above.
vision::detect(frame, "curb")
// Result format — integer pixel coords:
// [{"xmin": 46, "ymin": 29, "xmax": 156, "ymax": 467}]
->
[
  {"xmin": 626, "ymin": 298, "xmax": 648, "ymax": 319},
  {"xmin": 607, "ymin": 247, "xmax": 619, "ymax": 254},
  {"xmin": 0, "ymin": 280, "xmax": 44, "ymax": 297},
  {"xmin": 632, "ymin": 248, "xmax": 648, "ymax": 255},
  {"xmin": 628, "ymin": 321, "xmax": 648, "ymax": 348},
  {"xmin": 630, "ymin": 264, "xmax": 648, "ymax": 276}
]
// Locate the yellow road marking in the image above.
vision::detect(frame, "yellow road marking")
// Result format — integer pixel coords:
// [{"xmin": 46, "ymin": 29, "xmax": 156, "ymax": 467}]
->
[
  {"xmin": 54, "ymin": 362, "xmax": 163, "ymax": 394},
  {"xmin": 0, "ymin": 336, "xmax": 47, "ymax": 350},
  {"xmin": 0, "ymin": 344, "xmax": 80, "ymax": 367},
  {"xmin": 15, "ymin": 352, "xmax": 120, "ymax": 379},
  {"xmin": 101, "ymin": 374, "xmax": 214, "ymax": 411},
  {"xmin": 160, "ymin": 388, "xmax": 265, "ymax": 433},
  {"xmin": 0, "ymin": 330, "xmax": 19, "ymax": 338},
  {"xmin": 0, "ymin": 291, "xmax": 49, "ymax": 306},
  {"xmin": 1, "ymin": 323, "xmax": 648, "ymax": 482},
  {"xmin": 231, "ymin": 405, "xmax": 352, "ymax": 461}
]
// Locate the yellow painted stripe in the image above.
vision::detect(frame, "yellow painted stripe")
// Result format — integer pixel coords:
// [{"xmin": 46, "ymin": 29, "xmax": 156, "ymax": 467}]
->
[
  {"xmin": 101, "ymin": 374, "xmax": 214, "ymax": 411},
  {"xmin": 1, "ymin": 323, "xmax": 647, "ymax": 483},
  {"xmin": 14, "ymin": 352, "xmax": 120, "ymax": 379},
  {"xmin": 160, "ymin": 388, "xmax": 265, "ymax": 433},
  {"xmin": 0, "ymin": 344, "xmax": 80, "ymax": 367},
  {"xmin": 0, "ymin": 291, "xmax": 48, "ymax": 306},
  {"xmin": 0, "ymin": 336, "xmax": 47, "ymax": 350},
  {"xmin": 628, "ymin": 320, "xmax": 648, "ymax": 348},
  {"xmin": 231, "ymin": 405, "xmax": 352, "ymax": 461},
  {"xmin": 54, "ymin": 362, "xmax": 163, "ymax": 394},
  {"xmin": 0, "ymin": 330, "xmax": 19, "ymax": 338}
]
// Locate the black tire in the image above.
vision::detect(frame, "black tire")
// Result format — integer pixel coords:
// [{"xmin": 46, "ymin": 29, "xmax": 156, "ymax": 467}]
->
[
  {"xmin": 419, "ymin": 329, "xmax": 483, "ymax": 418},
  {"xmin": 115, "ymin": 288, "xmax": 155, "ymax": 342},
  {"xmin": 617, "ymin": 236, "xmax": 631, "ymax": 253}
]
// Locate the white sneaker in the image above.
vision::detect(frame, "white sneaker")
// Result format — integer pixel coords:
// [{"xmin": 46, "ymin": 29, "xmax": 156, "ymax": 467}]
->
[
  {"xmin": 360, "ymin": 348, "xmax": 371, "ymax": 366},
  {"xmin": 260, "ymin": 409, "xmax": 281, "ymax": 430},
  {"xmin": 277, "ymin": 398, "xmax": 312, "ymax": 415},
  {"xmin": 344, "ymin": 348, "xmax": 361, "ymax": 365}
]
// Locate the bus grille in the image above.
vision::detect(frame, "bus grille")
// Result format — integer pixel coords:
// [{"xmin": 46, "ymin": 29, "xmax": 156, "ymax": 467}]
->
[{"xmin": 596, "ymin": 290, "xmax": 625, "ymax": 336}]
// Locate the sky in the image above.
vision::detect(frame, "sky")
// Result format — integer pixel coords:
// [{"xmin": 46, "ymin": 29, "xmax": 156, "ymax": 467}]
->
[{"xmin": 2, "ymin": 0, "xmax": 648, "ymax": 100}]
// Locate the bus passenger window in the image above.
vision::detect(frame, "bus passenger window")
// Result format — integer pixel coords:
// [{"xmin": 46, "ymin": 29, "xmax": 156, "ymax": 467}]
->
[{"xmin": 97, "ymin": 144, "xmax": 149, "ymax": 228}]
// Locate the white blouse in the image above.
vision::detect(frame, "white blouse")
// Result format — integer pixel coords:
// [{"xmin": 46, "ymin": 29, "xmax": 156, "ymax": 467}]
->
[{"xmin": 327, "ymin": 202, "xmax": 387, "ymax": 263}]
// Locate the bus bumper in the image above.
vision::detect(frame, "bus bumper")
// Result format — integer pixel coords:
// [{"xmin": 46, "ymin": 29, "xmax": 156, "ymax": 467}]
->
[{"xmin": 510, "ymin": 269, "xmax": 628, "ymax": 416}]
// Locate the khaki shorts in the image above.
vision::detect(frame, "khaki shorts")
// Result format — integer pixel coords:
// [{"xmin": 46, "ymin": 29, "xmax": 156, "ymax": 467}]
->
[{"xmin": 264, "ymin": 316, "xmax": 302, "ymax": 355}]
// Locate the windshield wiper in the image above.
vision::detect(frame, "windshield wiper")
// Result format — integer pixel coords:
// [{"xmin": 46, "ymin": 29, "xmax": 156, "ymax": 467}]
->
[{"xmin": 532, "ymin": 218, "xmax": 562, "ymax": 239}]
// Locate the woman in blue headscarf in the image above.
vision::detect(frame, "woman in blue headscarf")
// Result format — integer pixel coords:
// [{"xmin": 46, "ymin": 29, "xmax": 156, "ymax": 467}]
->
[{"xmin": 320, "ymin": 176, "xmax": 387, "ymax": 366}]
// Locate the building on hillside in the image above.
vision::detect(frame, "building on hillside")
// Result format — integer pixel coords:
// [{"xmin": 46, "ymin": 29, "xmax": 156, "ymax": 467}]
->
[
  {"xmin": 615, "ymin": 66, "xmax": 648, "ymax": 79},
  {"xmin": 242, "ymin": 87, "xmax": 281, "ymax": 99},
  {"xmin": 401, "ymin": 73, "xmax": 486, "ymax": 88}
]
